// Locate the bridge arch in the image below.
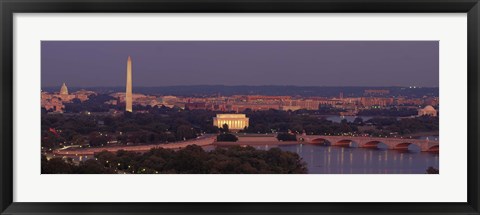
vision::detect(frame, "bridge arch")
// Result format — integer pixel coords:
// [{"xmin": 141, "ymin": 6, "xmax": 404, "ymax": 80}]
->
[
  {"xmin": 333, "ymin": 139, "xmax": 359, "ymax": 148},
  {"xmin": 394, "ymin": 142, "xmax": 421, "ymax": 151},
  {"xmin": 302, "ymin": 135, "xmax": 439, "ymax": 152},
  {"xmin": 310, "ymin": 138, "xmax": 332, "ymax": 146},
  {"xmin": 361, "ymin": 140, "xmax": 388, "ymax": 149},
  {"xmin": 427, "ymin": 145, "xmax": 439, "ymax": 152}
]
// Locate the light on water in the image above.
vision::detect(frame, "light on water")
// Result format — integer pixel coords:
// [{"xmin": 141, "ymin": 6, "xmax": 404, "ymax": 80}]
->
[
  {"xmin": 252, "ymin": 144, "xmax": 438, "ymax": 174},
  {"xmin": 61, "ymin": 143, "xmax": 438, "ymax": 174}
]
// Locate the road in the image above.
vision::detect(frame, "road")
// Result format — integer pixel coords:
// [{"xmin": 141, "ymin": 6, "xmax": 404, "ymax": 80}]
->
[{"xmin": 53, "ymin": 134, "xmax": 216, "ymax": 156}]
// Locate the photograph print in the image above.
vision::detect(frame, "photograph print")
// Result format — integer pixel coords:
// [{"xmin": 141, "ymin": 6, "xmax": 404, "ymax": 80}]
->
[{"xmin": 41, "ymin": 41, "xmax": 439, "ymax": 174}]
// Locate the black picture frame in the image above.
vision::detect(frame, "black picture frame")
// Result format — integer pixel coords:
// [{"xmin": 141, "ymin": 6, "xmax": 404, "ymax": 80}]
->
[{"xmin": 1, "ymin": 0, "xmax": 479, "ymax": 214}]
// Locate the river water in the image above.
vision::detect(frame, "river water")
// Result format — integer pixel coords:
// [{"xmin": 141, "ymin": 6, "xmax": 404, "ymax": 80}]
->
[
  {"xmin": 250, "ymin": 144, "xmax": 439, "ymax": 174},
  {"xmin": 59, "ymin": 130, "xmax": 439, "ymax": 174},
  {"xmin": 60, "ymin": 143, "xmax": 439, "ymax": 174},
  {"xmin": 307, "ymin": 115, "xmax": 439, "ymax": 173}
]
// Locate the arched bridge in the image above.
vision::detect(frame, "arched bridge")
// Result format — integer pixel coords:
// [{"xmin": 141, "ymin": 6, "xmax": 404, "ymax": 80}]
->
[{"xmin": 299, "ymin": 135, "xmax": 439, "ymax": 152}]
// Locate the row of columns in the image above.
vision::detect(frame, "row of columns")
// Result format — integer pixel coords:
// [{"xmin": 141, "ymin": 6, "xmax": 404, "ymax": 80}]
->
[{"xmin": 217, "ymin": 120, "xmax": 248, "ymax": 129}]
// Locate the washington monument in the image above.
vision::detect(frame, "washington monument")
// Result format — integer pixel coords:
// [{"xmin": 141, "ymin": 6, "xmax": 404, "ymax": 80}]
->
[{"xmin": 125, "ymin": 56, "xmax": 132, "ymax": 112}]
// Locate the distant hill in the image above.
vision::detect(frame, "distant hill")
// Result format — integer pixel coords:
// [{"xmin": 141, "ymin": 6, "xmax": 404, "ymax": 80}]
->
[{"xmin": 42, "ymin": 85, "xmax": 438, "ymax": 98}]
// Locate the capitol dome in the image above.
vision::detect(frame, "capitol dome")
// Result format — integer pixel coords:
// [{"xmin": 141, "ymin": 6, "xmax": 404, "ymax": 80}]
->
[{"xmin": 59, "ymin": 82, "xmax": 69, "ymax": 95}]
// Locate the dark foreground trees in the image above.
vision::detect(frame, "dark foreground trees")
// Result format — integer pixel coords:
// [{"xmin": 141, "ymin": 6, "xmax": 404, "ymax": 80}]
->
[
  {"xmin": 41, "ymin": 155, "xmax": 115, "ymax": 174},
  {"xmin": 276, "ymin": 133, "xmax": 297, "ymax": 141},
  {"xmin": 426, "ymin": 166, "xmax": 439, "ymax": 174},
  {"xmin": 216, "ymin": 133, "xmax": 238, "ymax": 142},
  {"xmin": 42, "ymin": 145, "xmax": 308, "ymax": 174},
  {"xmin": 365, "ymin": 115, "xmax": 439, "ymax": 136}
]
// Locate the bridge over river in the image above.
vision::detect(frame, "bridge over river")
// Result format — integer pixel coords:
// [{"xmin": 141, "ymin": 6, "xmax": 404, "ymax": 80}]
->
[
  {"xmin": 300, "ymin": 135, "xmax": 439, "ymax": 152},
  {"xmin": 52, "ymin": 134, "xmax": 439, "ymax": 156}
]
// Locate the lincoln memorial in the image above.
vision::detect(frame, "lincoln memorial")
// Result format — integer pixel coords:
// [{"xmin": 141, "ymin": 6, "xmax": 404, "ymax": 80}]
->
[{"xmin": 213, "ymin": 114, "xmax": 249, "ymax": 130}]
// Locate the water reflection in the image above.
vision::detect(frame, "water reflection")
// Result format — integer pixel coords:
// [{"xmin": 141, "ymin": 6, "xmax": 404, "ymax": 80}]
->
[
  {"xmin": 252, "ymin": 144, "xmax": 438, "ymax": 174},
  {"xmin": 58, "ymin": 143, "xmax": 439, "ymax": 174}
]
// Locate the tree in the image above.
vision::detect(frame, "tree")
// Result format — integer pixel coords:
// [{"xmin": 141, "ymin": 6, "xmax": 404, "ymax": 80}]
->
[
  {"xmin": 175, "ymin": 125, "xmax": 197, "ymax": 141},
  {"xmin": 426, "ymin": 166, "xmax": 439, "ymax": 174},
  {"xmin": 41, "ymin": 157, "xmax": 75, "ymax": 174},
  {"xmin": 77, "ymin": 160, "xmax": 115, "ymax": 174},
  {"xmin": 276, "ymin": 133, "xmax": 297, "ymax": 141},
  {"xmin": 217, "ymin": 133, "xmax": 238, "ymax": 142},
  {"xmin": 42, "ymin": 145, "xmax": 309, "ymax": 174},
  {"xmin": 353, "ymin": 117, "xmax": 364, "ymax": 125},
  {"xmin": 221, "ymin": 123, "xmax": 229, "ymax": 133},
  {"xmin": 71, "ymin": 135, "xmax": 87, "ymax": 146},
  {"xmin": 89, "ymin": 133, "xmax": 109, "ymax": 147}
]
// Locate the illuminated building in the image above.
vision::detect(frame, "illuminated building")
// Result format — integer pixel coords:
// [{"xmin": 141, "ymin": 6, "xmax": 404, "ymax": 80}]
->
[
  {"xmin": 41, "ymin": 92, "xmax": 64, "ymax": 113},
  {"xmin": 360, "ymin": 97, "xmax": 394, "ymax": 108},
  {"xmin": 185, "ymin": 102, "xmax": 207, "ymax": 110},
  {"xmin": 41, "ymin": 83, "xmax": 96, "ymax": 113},
  {"xmin": 364, "ymin": 89, "xmax": 390, "ymax": 96},
  {"xmin": 280, "ymin": 105, "xmax": 302, "ymax": 111},
  {"xmin": 418, "ymin": 105, "xmax": 437, "ymax": 117},
  {"xmin": 126, "ymin": 56, "xmax": 133, "ymax": 112},
  {"xmin": 295, "ymin": 99, "xmax": 321, "ymax": 110},
  {"xmin": 213, "ymin": 114, "xmax": 249, "ymax": 130},
  {"xmin": 71, "ymin": 89, "xmax": 97, "ymax": 102},
  {"xmin": 58, "ymin": 82, "xmax": 74, "ymax": 102},
  {"xmin": 246, "ymin": 95, "xmax": 291, "ymax": 102},
  {"xmin": 230, "ymin": 104, "xmax": 280, "ymax": 112},
  {"xmin": 60, "ymin": 82, "xmax": 69, "ymax": 95}
]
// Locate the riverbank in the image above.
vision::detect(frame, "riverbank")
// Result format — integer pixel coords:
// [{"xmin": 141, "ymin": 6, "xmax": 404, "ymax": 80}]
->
[
  {"xmin": 408, "ymin": 131, "xmax": 439, "ymax": 138},
  {"xmin": 213, "ymin": 141, "xmax": 297, "ymax": 146},
  {"xmin": 52, "ymin": 135, "xmax": 216, "ymax": 155}
]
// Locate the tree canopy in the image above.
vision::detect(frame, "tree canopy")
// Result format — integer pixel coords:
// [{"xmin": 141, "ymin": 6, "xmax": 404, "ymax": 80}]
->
[{"xmin": 42, "ymin": 145, "xmax": 308, "ymax": 174}]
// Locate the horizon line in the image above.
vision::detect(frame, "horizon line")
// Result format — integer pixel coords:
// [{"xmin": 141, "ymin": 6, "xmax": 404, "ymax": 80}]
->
[{"xmin": 41, "ymin": 84, "xmax": 439, "ymax": 88}]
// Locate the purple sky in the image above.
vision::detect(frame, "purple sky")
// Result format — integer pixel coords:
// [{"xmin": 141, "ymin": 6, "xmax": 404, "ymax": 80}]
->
[{"xmin": 41, "ymin": 41, "xmax": 439, "ymax": 88}]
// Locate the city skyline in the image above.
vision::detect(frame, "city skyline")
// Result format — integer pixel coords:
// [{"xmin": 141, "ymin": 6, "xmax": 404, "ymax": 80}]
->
[
  {"xmin": 41, "ymin": 41, "xmax": 439, "ymax": 174},
  {"xmin": 43, "ymin": 84, "xmax": 439, "ymax": 88},
  {"xmin": 41, "ymin": 41, "xmax": 439, "ymax": 88}
]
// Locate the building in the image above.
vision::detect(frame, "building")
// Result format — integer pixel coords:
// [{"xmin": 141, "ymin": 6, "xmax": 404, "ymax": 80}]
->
[
  {"xmin": 246, "ymin": 95, "xmax": 291, "ymax": 102},
  {"xmin": 60, "ymin": 82, "xmax": 69, "ymax": 95},
  {"xmin": 280, "ymin": 105, "xmax": 302, "ymax": 111},
  {"xmin": 58, "ymin": 82, "xmax": 77, "ymax": 101},
  {"xmin": 360, "ymin": 97, "xmax": 394, "ymax": 108},
  {"xmin": 213, "ymin": 114, "xmax": 249, "ymax": 130},
  {"xmin": 125, "ymin": 56, "xmax": 133, "ymax": 112},
  {"xmin": 229, "ymin": 103, "xmax": 280, "ymax": 112},
  {"xmin": 71, "ymin": 89, "xmax": 97, "ymax": 102},
  {"xmin": 41, "ymin": 92, "xmax": 64, "ymax": 113},
  {"xmin": 185, "ymin": 102, "xmax": 207, "ymax": 110},
  {"xmin": 418, "ymin": 105, "xmax": 438, "ymax": 117},
  {"xmin": 41, "ymin": 83, "xmax": 96, "ymax": 113},
  {"xmin": 364, "ymin": 89, "xmax": 390, "ymax": 96}
]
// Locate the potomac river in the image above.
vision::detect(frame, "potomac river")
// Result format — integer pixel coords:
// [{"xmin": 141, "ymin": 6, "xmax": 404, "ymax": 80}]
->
[
  {"xmin": 205, "ymin": 143, "xmax": 438, "ymax": 174},
  {"xmin": 258, "ymin": 144, "xmax": 437, "ymax": 174},
  {"xmin": 55, "ymin": 133, "xmax": 439, "ymax": 174}
]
